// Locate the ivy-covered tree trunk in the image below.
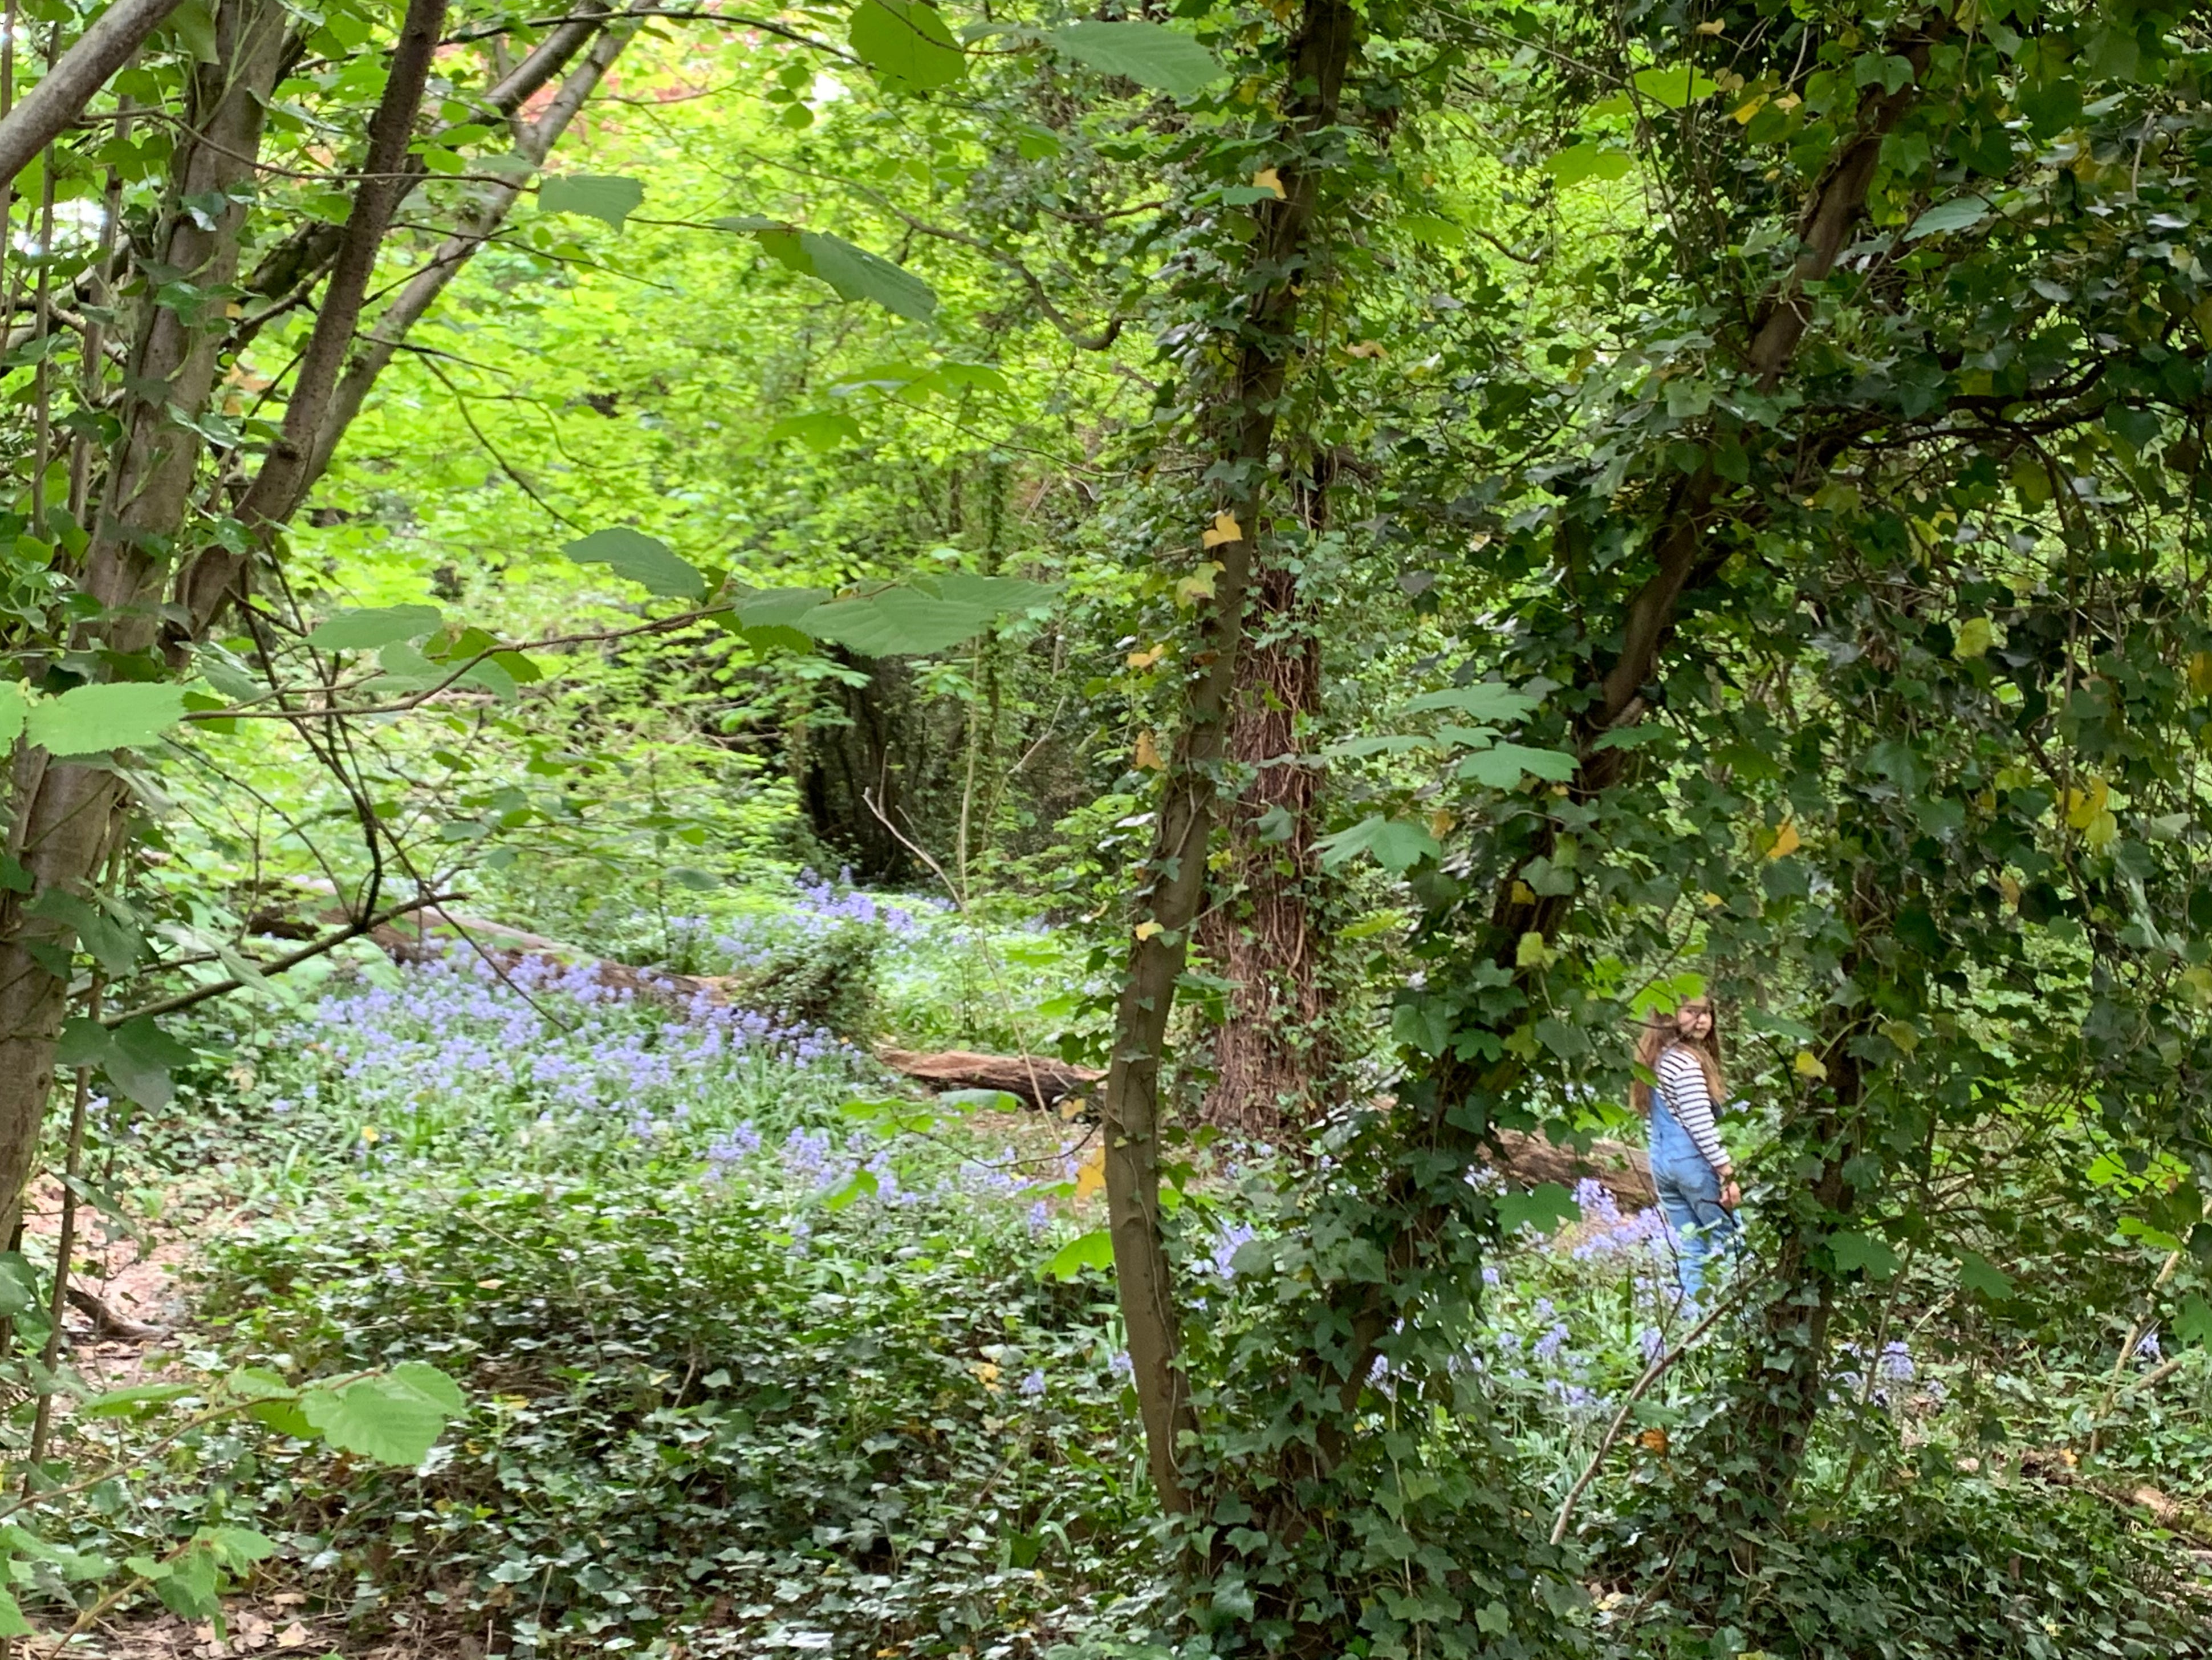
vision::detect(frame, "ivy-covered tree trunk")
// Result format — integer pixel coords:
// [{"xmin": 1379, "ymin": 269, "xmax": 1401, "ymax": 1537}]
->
[
  {"xmin": 1099, "ymin": 0, "xmax": 1359, "ymax": 1512},
  {"xmin": 0, "ymin": 0, "xmax": 290, "ymax": 1233},
  {"xmin": 1195, "ymin": 471, "xmax": 1333, "ymax": 1139}
]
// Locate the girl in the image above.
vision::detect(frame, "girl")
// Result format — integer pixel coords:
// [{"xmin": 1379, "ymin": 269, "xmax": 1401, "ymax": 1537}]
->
[{"xmin": 1631, "ymin": 997, "xmax": 1740, "ymax": 1303}]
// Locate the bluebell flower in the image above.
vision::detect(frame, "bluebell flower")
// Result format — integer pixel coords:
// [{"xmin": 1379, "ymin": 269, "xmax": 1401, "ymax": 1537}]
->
[{"xmin": 1019, "ymin": 1369, "xmax": 1046, "ymax": 1398}]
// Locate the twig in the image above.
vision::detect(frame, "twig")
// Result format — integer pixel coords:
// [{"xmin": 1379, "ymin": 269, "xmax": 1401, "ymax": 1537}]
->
[{"xmin": 1549, "ymin": 1280, "xmax": 1751, "ymax": 1545}]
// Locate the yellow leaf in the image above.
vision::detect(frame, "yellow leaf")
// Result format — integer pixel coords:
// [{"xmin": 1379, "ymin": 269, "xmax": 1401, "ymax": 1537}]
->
[
  {"xmin": 1792, "ymin": 1049, "xmax": 1827, "ymax": 1080},
  {"xmin": 1428, "ymin": 807, "xmax": 1454, "ymax": 839},
  {"xmin": 1253, "ymin": 166, "xmax": 1286, "ymax": 198},
  {"xmin": 1127, "ymin": 644, "xmax": 1166, "ymax": 669},
  {"xmin": 974, "ymin": 1361, "xmax": 1001, "ymax": 1390},
  {"xmin": 1702, "ymin": 891, "xmax": 1725, "ymax": 908},
  {"xmin": 1881, "ymin": 1020, "xmax": 1920, "ymax": 1054},
  {"xmin": 1135, "ymin": 919, "xmax": 1163, "ymax": 940},
  {"xmin": 1771, "ymin": 91, "xmax": 1800, "ymax": 111},
  {"xmin": 361, "ymin": 1124, "xmax": 380, "ymax": 1144},
  {"xmin": 1510, "ymin": 879, "xmax": 1538, "ymax": 906},
  {"xmin": 1201, "ymin": 512, "xmax": 1243, "ymax": 549},
  {"xmin": 1076, "ymin": 1145, "xmax": 1106, "ymax": 1201},
  {"xmin": 1731, "ymin": 94, "xmax": 1767, "ymax": 123},
  {"xmin": 2084, "ymin": 807, "xmax": 2119, "ymax": 852},
  {"xmin": 1998, "ymin": 874, "xmax": 2021, "ymax": 909},
  {"xmin": 2064, "ymin": 777, "xmax": 2109, "ymax": 830},
  {"xmin": 1954, "ymin": 616, "xmax": 1994, "ymax": 659},
  {"xmin": 1173, "ymin": 574, "xmax": 1217, "ymax": 606},
  {"xmin": 1344, "ymin": 340, "xmax": 1385, "ymax": 359},
  {"xmin": 1695, "ymin": 17, "xmax": 1724, "ymax": 32},
  {"xmin": 2189, "ymin": 650, "xmax": 2212, "ymax": 698},
  {"xmin": 1515, "ymin": 931, "xmax": 1552, "ymax": 969},
  {"xmin": 1767, "ymin": 821, "xmax": 1801, "ymax": 859},
  {"xmin": 1134, "ymin": 730, "xmax": 1165, "ymax": 770}
]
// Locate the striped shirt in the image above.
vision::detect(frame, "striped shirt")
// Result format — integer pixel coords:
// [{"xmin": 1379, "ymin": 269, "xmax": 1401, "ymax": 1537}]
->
[{"xmin": 1657, "ymin": 1046, "xmax": 1729, "ymax": 1173}]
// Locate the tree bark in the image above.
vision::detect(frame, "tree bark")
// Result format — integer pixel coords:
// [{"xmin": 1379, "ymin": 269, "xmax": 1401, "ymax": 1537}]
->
[
  {"xmin": 1194, "ymin": 491, "xmax": 1331, "ymax": 1138},
  {"xmin": 1100, "ymin": 0, "xmax": 1359, "ymax": 1514},
  {"xmin": 0, "ymin": 0, "xmax": 191, "ymax": 189},
  {"xmin": 0, "ymin": 0, "xmax": 290, "ymax": 1235}
]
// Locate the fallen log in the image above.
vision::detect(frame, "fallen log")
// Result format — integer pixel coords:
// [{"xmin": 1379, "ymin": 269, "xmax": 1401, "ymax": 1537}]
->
[
  {"xmin": 879, "ymin": 1048, "xmax": 1104, "ymax": 1110},
  {"xmin": 1489, "ymin": 1128, "xmax": 1654, "ymax": 1211}
]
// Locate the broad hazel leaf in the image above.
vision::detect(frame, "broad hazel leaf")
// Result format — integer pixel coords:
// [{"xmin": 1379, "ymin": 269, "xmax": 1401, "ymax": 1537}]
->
[
  {"xmin": 27, "ymin": 682, "xmax": 188, "ymax": 758},
  {"xmin": 387, "ymin": 1361, "xmax": 467, "ymax": 1414},
  {"xmin": 538, "ymin": 173, "xmax": 644, "ymax": 231},
  {"xmin": 1494, "ymin": 1182, "xmax": 1580, "ymax": 1234},
  {"xmin": 307, "ymin": 604, "xmax": 444, "ymax": 650},
  {"xmin": 0, "ymin": 683, "xmax": 26, "ymax": 746},
  {"xmin": 301, "ymin": 1367, "xmax": 463, "ymax": 1466},
  {"xmin": 767, "ymin": 410, "xmax": 863, "ymax": 452},
  {"xmin": 562, "ymin": 527, "xmax": 707, "ymax": 600},
  {"xmin": 1543, "ymin": 141, "xmax": 1633, "ymax": 187},
  {"xmin": 1457, "ymin": 744, "xmax": 1577, "ymax": 789},
  {"xmin": 848, "ymin": 0, "xmax": 966, "ymax": 91},
  {"xmin": 0, "ymin": 1587, "xmax": 32, "ymax": 1639},
  {"xmin": 1904, "ymin": 194, "xmax": 1991, "ymax": 240},
  {"xmin": 1049, "ymin": 21, "xmax": 1225, "ymax": 97},
  {"xmin": 1040, "ymin": 1228, "xmax": 1114, "ymax": 1280},
  {"xmin": 799, "ymin": 231, "xmax": 938, "ymax": 320},
  {"xmin": 1631, "ymin": 65, "xmax": 1718, "ymax": 107}
]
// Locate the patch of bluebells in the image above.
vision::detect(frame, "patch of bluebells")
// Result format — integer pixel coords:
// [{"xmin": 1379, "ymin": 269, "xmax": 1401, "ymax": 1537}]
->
[{"xmin": 283, "ymin": 942, "xmax": 867, "ymax": 1152}]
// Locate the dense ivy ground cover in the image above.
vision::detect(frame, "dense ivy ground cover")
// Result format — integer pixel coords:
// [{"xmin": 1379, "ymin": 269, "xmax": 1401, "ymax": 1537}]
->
[{"xmin": 21, "ymin": 876, "xmax": 2192, "ymax": 1658}]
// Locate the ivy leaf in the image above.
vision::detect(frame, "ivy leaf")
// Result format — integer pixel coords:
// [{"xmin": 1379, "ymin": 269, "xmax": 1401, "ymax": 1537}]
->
[
  {"xmin": 1828, "ymin": 1230, "xmax": 1900, "ymax": 1279},
  {"xmin": 1041, "ymin": 1228, "xmax": 1114, "ymax": 1280},
  {"xmin": 26, "ymin": 682, "xmax": 188, "ymax": 758},
  {"xmin": 307, "ymin": 604, "xmax": 444, "ymax": 650},
  {"xmin": 1904, "ymin": 194, "xmax": 1991, "ymax": 240},
  {"xmin": 848, "ymin": 0, "xmax": 966, "ymax": 91},
  {"xmin": 1955, "ymin": 1250, "xmax": 2014, "ymax": 1301},
  {"xmin": 197, "ymin": 1526, "xmax": 276, "ymax": 1568},
  {"xmin": 1403, "ymin": 683, "xmax": 1539, "ymax": 722},
  {"xmin": 562, "ymin": 528, "xmax": 707, "ymax": 600},
  {"xmin": 1048, "ymin": 21, "xmax": 1226, "ymax": 98},
  {"xmin": 1457, "ymin": 744, "xmax": 1579, "ymax": 788},
  {"xmin": 538, "ymin": 173, "xmax": 644, "ymax": 231},
  {"xmin": 1315, "ymin": 815, "xmax": 1440, "ymax": 873}
]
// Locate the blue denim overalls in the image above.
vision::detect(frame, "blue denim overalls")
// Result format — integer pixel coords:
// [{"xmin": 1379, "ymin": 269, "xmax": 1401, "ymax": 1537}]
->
[{"xmin": 1648, "ymin": 1086, "xmax": 1740, "ymax": 1304}]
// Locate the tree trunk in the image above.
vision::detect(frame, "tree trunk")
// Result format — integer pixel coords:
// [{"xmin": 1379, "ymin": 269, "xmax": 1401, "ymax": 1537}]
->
[
  {"xmin": 1194, "ymin": 533, "xmax": 1330, "ymax": 1139},
  {"xmin": 1100, "ymin": 0, "xmax": 1359, "ymax": 1515},
  {"xmin": 0, "ymin": 0, "xmax": 290, "ymax": 1234}
]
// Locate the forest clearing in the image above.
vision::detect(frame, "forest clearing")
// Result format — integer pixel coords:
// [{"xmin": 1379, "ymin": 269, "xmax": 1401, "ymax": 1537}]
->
[{"xmin": 3, "ymin": 0, "xmax": 2212, "ymax": 1655}]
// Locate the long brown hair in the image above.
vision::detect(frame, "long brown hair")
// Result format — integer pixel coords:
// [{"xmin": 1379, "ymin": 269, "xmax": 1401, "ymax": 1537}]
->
[{"xmin": 1629, "ymin": 998, "xmax": 1726, "ymax": 1114}]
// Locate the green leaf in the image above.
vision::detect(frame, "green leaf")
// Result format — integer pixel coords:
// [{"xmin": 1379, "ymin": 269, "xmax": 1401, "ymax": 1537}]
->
[
  {"xmin": 1402, "ymin": 683, "xmax": 1539, "ymax": 721},
  {"xmin": 1495, "ymin": 1182, "xmax": 1580, "ymax": 1233},
  {"xmin": 387, "ymin": 1362, "xmax": 466, "ymax": 1414},
  {"xmin": 799, "ymin": 232, "xmax": 938, "ymax": 321},
  {"xmin": 300, "ymin": 1366, "xmax": 465, "ymax": 1466},
  {"xmin": 1828, "ymin": 1230, "xmax": 1901, "ymax": 1278},
  {"xmin": 538, "ymin": 173, "xmax": 644, "ymax": 230},
  {"xmin": 0, "ymin": 683, "xmax": 26, "ymax": 746},
  {"xmin": 1315, "ymin": 815, "xmax": 1441, "ymax": 874},
  {"xmin": 562, "ymin": 527, "xmax": 707, "ymax": 600},
  {"xmin": 26, "ymin": 892, "xmax": 141, "ymax": 979},
  {"xmin": 1955, "ymin": 1250, "xmax": 2014, "ymax": 1300},
  {"xmin": 2175, "ymin": 1292, "xmax": 2212, "ymax": 1347},
  {"xmin": 1457, "ymin": 744, "xmax": 1579, "ymax": 788},
  {"xmin": 197, "ymin": 1526, "xmax": 275, "ymax": 1568},
  {"xmin": 0, "ymin": 1586, "xmax": 29, "ymax": 1639},
  {"xmin": 225, "ymin": 1366, "xmax": 295, "ymax": 1401},
  {"xmin": 99, "ymin": 1017, "xmax": 196, "ymax": 1111},
  {"xmin": 822, "ymin": 1167, "xmax": 879, "ymax": 1210},
  {"xmin": 83, "ymin": 1381, "xmax": 196, "ymax": 1417},
  {"xmin": 766, "ymin": 410, "xmax": 863, "ymax": 452},
  {"xmin": 27, "ymin": 681, "xmax": 188, "ymax": 757},
  {"xmin": 1048, "ymin": 21, "xmax": 1225, "ymax": 97},
  {"xmin": 848, "ymin": 0, "xmax": 966, "ymax": 91},
  {"xmin": 1543, "ymin": 141, "xmax": 1633, "ymax": 187},
  {"xmin": 802, "ymin": 575, "xmax": 1050, "ymax": 656},
  {"xmin": 1632, "ymin": 65, "xmax": 1719, "ymax": 107},
  {"xmin": 307, "ymin": 604, "xmax": 444, "ymax": 650},
  {"xmin": 1904, "ymin": 194, "xmax": 1991, "ymax": 240},
  {"xmin": 1041, "ymin": 1228, "xmax": 1114, "ymax": 1280}
]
